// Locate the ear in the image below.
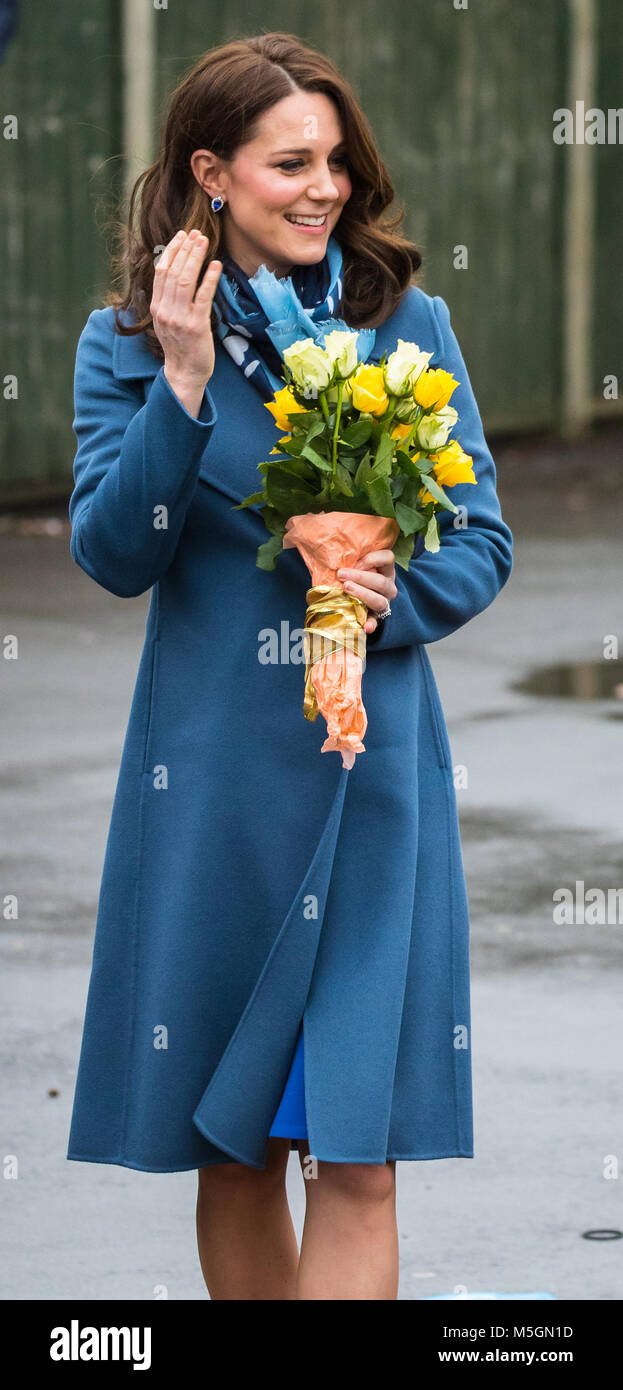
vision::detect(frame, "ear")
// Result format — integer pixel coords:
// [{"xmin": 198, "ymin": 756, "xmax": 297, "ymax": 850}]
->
[{"xmin": 190, "ymin": 148, "xmax": 223, "ymax": 198}]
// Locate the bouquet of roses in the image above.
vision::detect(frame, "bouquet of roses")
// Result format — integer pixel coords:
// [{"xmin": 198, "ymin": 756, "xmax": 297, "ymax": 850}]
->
[{"xmin": 236, "ymin": 332, "xmax": 477, "ymax": 768}]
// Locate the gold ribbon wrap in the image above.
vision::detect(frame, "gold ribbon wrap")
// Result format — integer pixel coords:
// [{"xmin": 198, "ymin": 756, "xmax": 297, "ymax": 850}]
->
[{"xmin": 302, "ymin": 583, "xmax": 368, "ymax": 722}]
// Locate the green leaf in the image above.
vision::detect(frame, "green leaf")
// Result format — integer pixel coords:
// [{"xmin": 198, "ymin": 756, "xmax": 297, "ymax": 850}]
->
[
  {"xmin": 424, "ymin": 514, "xmax": 441, "ymax": 552},
  {"xmin": 233, "ymin": 490, "xmax": 265, "ymax": 510},
  {"xmin": 351, "ymin": 490, "xmax": 373, "ymax": 512},
  {"xmin": 262, "ymin": 505, "xmax": 283, "ymax": 535},
  {"xmin": 390, "ymin": 473, "xmax": 407, "ymax": 499},
  {"xmin": 419, "ymin": 473, "xmax": 459, "ymax": 512},
  {"xmin": 300, "ymin": 443, "xmax": 333, "ymax": 472},
  {"xmin": 321, "ymin": 494, "xmax": 352, "ymax": 514},
  {"xmin": 298, "ymin": 419, "xmax": 327, "ymax": 442},
  {"xmin": 284, "ymin": 410, "xmax": 321, "ymax": 432},
  {"xmin": 395, "ymin": 501, "xmax": 428, "ymax": 535},
  {"xmin": 257, "ymin": 533, "xmax": 285, "ymax": 571},
  {"xmin": 264, "ymin": 468, "xmax": 316, "ymax": 510},
  {"xmin": 392, "ymin": 529, "xmax": 416, "ymax": 570},
  {"xmin": 353, "ymin": 450, "xmax": 373, "ymax": 487},
  {"xmin": 258, "ymin": 454, "xmax": 315, "ymax": 481},
  {"xmin": 366, "ymin": 474, "xmax": 396, "ymax": 518},
  {"xmin": 395, "ymin": 448, "xmax": 423, "ymax": 479},
  {"xmin": 340, "ymin": 419, "xmax": 373, "ymax": 448},
  {"xmin": 274, "ymin": 435, "xmax": 304, "ymax": 457},
  {"xmin": 287, "ymin": 490, "xmax": 324, "ymax": 513},
  {"xmin": 400, "ymin": 476, "xmax": 425, "ymax": 510},
  {"xmin": 334, "ymin": 462, "xmax": 354, "ymax": 497},
  {"xmin": 372, "ymin": 431, "xmax": 394, "ymax": 476}
]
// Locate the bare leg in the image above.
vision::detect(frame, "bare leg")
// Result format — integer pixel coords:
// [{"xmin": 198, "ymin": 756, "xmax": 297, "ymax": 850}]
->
[
  {"xmin": 196, "ymin": 1137, "xmax": 299, "ymax": 1300},
  {"xmin": 295, "ymin": 1141, "xmax": 399, "ymax": 1300}
]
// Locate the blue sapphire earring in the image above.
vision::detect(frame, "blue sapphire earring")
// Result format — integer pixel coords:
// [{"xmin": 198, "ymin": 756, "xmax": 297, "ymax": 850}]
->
[{"xmin": 211, "ymin": 195, "xmax": 224, "ymax": 212}]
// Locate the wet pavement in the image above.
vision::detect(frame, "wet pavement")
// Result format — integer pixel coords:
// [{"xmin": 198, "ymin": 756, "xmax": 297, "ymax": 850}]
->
[{"xmin": 1, "ymin": 421, "xmax": 622, "ymax": 1299}]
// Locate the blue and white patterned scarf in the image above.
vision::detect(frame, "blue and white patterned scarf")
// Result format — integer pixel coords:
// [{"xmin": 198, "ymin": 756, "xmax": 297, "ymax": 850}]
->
[{"xmin": 212, "ymin": 233, "xmax": 375, "ymax": 402}]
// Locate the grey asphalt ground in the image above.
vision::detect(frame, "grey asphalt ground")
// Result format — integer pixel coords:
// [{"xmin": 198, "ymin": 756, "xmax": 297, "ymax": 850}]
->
[{"xmin": 2, "ymin": 423, "xmax": 622, "ymax": 1300}]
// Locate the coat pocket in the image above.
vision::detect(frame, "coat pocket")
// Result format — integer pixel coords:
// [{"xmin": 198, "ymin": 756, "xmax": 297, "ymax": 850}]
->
[
  {"xmin": 142, "ymin": 637, "xmax": 161, "ymax": 773},
  {"xmin": 417, "ymin": 645, "xmax": 451, "ymax": 770}
]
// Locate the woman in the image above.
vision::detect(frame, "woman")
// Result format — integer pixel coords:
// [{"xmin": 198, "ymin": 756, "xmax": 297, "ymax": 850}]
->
[{"xmin": 67, "ymin": 32, "xmax": 513, "ymax": 1300}]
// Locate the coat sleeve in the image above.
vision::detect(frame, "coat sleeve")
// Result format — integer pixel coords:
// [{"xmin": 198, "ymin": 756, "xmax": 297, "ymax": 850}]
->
[
  {"xmin": 68, "ymin": 308, "xmax": 218, "ymax": 597},
  {"xmin": 366, "ymin": 291, "xmax": 513, "ymax": 650}
]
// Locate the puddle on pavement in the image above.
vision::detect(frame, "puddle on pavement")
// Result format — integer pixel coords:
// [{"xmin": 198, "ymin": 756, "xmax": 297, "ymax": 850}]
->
[{"xmin": 512, "ymin": 660, "xmax": 623, "ymax": 701}]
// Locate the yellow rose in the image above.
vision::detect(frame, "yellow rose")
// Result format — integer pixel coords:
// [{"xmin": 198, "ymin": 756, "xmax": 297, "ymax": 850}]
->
[
  {"xmin": 413, "ymin": 368, "xmax": 460, "ymax": 411},
  {"xmin": 419, "ymin": 440, "xmax": 476, "ymax": 504},
  {"xmin": 265, "ymin": 387, "xmax": 308, "ymax": 433},
  {"xmin": 350, "ymin": 364, "xmax": 389, "ymax": 417}
]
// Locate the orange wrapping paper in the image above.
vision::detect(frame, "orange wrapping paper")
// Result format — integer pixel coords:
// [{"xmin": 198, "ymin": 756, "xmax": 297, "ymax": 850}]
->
[{"xmin": 283, "ymin": 512, "xmax": 400, "ymax": 769}]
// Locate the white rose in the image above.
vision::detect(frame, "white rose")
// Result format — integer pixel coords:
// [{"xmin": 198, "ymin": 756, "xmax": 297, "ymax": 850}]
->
[
  {"xmin": 416, "ymin": 405, "xmax": 459, "ymax": 451},
  {"xmin": 322, "ymin": 330, "xmax": 360, "ymax": 380},
  {"xmin": 384, "ymin": 340, "xmax": 433, "ymax": 395},
  {"xmin": 283, "ymin": 338, "xmax": 333, "ymax": 395}
]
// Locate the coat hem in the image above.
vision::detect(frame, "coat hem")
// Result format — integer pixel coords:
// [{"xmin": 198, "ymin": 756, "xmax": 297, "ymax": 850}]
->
[
  {"xmin": 66, "ymin": 1145, "xmax": 474, "ymax": 1172},
  {"xmin": 441, "ymin": 758, "xmax": 473, "ymax": 1156},
  {"xmin": 191, "ymin": 1116, "xmax": 267, "ymax": 1170},
  {"xmin": 66, "ymin": 1149, "xmax": 238, "ymax": 1172}
]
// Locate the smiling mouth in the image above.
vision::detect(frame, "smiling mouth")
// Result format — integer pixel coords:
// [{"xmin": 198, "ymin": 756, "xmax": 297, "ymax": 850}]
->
[{"xmin": 284, "ymin": 213, "xmax": 330, "ymax": 227}]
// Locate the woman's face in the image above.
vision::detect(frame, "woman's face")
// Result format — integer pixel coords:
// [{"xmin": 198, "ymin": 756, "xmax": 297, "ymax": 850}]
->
[{"xmin": 191, "ymin": 90, "xmax": 352, "ymax": 277}]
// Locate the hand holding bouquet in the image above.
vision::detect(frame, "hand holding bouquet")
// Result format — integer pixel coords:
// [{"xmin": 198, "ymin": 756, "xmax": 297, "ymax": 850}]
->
[{"xmin": 236, "ymin": 332, "xmax": 477, "ymax": 767}]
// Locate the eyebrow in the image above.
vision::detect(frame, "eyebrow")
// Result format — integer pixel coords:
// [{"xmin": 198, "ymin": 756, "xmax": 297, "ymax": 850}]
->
[{"xmin": 271, "ymin": 143, "xmax": 347, "ymax": 156}]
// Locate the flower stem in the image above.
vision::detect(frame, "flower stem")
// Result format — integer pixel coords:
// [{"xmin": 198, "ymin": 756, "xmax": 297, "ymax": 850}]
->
[
  {"xmin": 331, "ymin": 380, "xmax": 344, "ymax": 477},
  {"xmin": 384, "ymin": 394, "xmax": 399, "ymax": 429},
  {"xmin": 319, "ymin": 392, "xmax": 331, "ymax": 426},
  {"xmin": 400, "ymin": 406, "xmax": 424, "ymax": 451}
]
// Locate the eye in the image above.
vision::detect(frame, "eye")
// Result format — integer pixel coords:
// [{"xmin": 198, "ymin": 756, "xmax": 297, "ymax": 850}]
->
[{"xmin": 278, "ymin": 155, "xmax": 350, "ymax": 172}]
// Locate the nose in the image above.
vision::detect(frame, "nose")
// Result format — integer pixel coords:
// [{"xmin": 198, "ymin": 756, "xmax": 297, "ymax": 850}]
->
[{"xmin": 306, "ymin": 164, "xmax": 341, "ymax": 202}]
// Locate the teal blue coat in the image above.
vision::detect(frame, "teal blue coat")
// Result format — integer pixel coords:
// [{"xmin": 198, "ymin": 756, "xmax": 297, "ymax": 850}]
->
[{"xmin": 66, "ymin": 286, "xmax": 512, "ymax": 1171}]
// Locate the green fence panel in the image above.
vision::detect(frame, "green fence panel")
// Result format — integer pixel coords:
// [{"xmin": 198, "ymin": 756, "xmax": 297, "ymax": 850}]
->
[
  {"xmin": 0, "ymin": 1, "xmax": 121, "ymax": 501},
  {"xmin": 0, "ymin": 1, "xmax": 619, "ymax": 498},
  {"xmin": 154, "ymin": 1, "xmax": 567, "ymax": 432},
  {"xmin": 594, "ymin": 0, "xmax": 623, "ymax": 409}
]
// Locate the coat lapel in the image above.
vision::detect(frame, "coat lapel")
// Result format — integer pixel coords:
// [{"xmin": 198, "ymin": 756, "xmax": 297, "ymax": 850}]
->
[{"xmin": 112, "ymin": 324, "xmax": 162, "ymax": 382}]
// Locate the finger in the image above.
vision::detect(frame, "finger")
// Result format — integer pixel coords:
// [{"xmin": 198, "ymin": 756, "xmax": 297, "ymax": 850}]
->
[
  {"xmin": 339, "ymin": 569, "xmax": 389, "ymax": 596},
  {"xmin": 341, "ymin": 578, "xmax": 392, "ymax": 611},
  {"xmin": 151, "ymin": 230, "xmax": 187, "ymax": 313},
  {"xmin": 194, "ymin": 258, "xmax": 223, "ymax": 310},
  {"xmin": 169, "ymin": 232, "xmax": 209, "ymax": 313},
  {"xmin": 359, "ymin": 549, "xmax": 395, "ymax": 574},
  {"xmin": 156, "ymin": 229, "xmax": 189, "ymax": 272},
  {"xmin": 364, "ymin": 616, "xmax": 379, "ymax": 634},
  {"xmin": 154, "ymin": 232, "xmax": 200, "ymax": 317}
]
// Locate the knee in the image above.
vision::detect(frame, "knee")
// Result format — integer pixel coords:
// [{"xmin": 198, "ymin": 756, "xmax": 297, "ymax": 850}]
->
[
  {"xmin": 198, "ymin": 1140, "xmax": 289, "ymax": 1201},
  {"xmin": 318, "ymin": 1160, "xmax": 396, "ymax": 1206}
]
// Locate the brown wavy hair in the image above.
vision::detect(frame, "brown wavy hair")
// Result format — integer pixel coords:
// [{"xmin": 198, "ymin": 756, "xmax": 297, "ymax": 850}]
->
[{"xmin": 107, "ymin": 31, "xmax": 422, "ymax": 359}]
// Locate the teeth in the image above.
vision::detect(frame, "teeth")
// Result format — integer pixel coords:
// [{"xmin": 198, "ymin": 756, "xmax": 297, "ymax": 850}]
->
[{"xmin": 285, "ymin": 214, "xmax": 327, "ymax": 225}]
